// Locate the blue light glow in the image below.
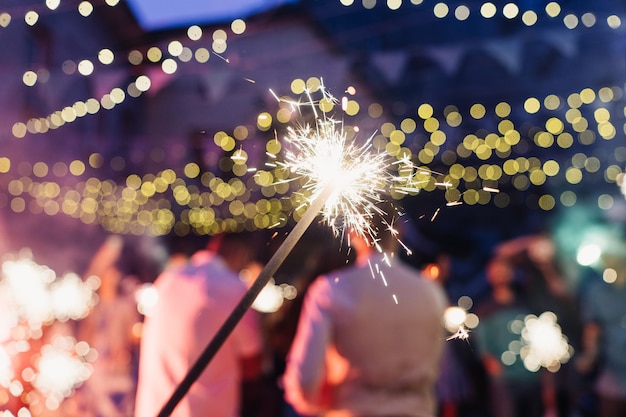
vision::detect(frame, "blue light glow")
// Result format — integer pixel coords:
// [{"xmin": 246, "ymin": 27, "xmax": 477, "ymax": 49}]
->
[{"xmin": 125, "ymin": 0, "xmax": 298, "ymax": 31}]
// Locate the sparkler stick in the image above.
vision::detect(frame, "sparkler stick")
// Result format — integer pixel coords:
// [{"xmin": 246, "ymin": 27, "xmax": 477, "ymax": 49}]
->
[{"xmin": 157, "ymin": 184, "xmax": 335, "ymax": 417}]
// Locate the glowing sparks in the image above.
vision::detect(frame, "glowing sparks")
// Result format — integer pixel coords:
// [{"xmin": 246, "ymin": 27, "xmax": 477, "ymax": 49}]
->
[
  {"xmin": 1, "ymin": 257, "xmax": 98, "ymax": 327},
  {"xmin": 446, "ymin": 325, "xmax": 470, "ymax": 341},
  {"xmin": 443, "ymin": 305, "xmax": 475, "ymax": 341},
  {"xmin": 269, "ymin": 84, "xmax": 415, "ymax": 244},
  {"xmin": 33, "ymin": 336, "xmax": 93, "ymax": 404},
  {"xmin": 280, "ymin": 119, "xmax": 390, "ymax": 240},
  {"xmin": 515, "ymin": 312, "xmax": 573, "ymax": 372},
  {"xmin": 0, "ymin": 253, "xmax": 98, "ymax": 412},
  {"xmin": 431, "ymin": 207, "xmax": 441, "ymax": 221}
]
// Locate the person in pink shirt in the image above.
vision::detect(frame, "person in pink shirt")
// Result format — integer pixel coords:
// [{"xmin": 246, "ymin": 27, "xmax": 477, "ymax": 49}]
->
[{"xmin": 135, "ymin": 233, "xmax": 263, "ymax": 417}]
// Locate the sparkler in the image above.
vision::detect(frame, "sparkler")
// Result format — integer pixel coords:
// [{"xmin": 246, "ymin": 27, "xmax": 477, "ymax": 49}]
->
[
  {"xmin": 158, "ymin": 83, "xmax": 404, "ymax": 416},
  {"xmin": 518, "ymin": 312, "xmax": 572, "ymax": 372},
  {"xmin": 0, "ymin": 254, "xmax": 98, "ymax": 414}
]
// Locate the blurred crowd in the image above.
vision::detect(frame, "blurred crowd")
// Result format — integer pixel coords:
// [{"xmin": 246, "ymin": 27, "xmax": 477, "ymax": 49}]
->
[{"xmin": 3, "ymin": 222, "xmax": 626, "ymax": 417}]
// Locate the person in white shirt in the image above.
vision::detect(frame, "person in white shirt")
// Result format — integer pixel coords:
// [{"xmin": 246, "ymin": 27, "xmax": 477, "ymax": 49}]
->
[
  {"xmin": 284, "ymin": 211, "xmax": 448, "ymax": 417},
  {"xmin": 135, "ymin": 233, "xmax": 263, "ymax": 417}
]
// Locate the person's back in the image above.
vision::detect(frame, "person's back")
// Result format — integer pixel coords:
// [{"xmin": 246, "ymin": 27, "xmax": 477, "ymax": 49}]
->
[
  {"xmin": 135, "ymin": 239, "xmax": 262, "ymax": 417},
  {"xmin": 284, "ymin": 251, "xmax": 447, "ymax": 417}
]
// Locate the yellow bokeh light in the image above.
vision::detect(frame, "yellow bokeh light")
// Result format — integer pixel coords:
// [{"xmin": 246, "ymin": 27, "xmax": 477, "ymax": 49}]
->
[
  {"xmin": 25, "ymin": 11, "xmax": 39, "ymax": 26},
  {"xmin": 266, "ymin": 139, "xmax": 281, "ymax": 154},
  {"xmin": 565, "ymin": 167, "xmax": 582, "ymax": 184},
  {"xmin": 446, "ymin": 111, "xmax": 462, "ymax": 127},
  {"xmin": 480, "ymin": 3, "xmax": 497, "ymax": 18},
  {"xmin": 306, "ymin": 77, "xmax": 321, "ymax": 92},
  {"xmin": 498, "ymin": 120, "xmax": 514, "ymax": 134},
  {"xmin": 257, "ymin": 112, "xmax": 272, "ymax": 131},
  {"xmin": 69, "ymin": 160, "xmax": 86, "ymax": 176},
  {"xmin": 188, "ymin": 25, "xmax": 203, "ymax": 40},
  {"xmin": 598, "ymin": 194, "xmax": 614, "ymax": 210},
  {"xmin": 522, "ymin": 10, "xmax": 538, "ymax": 26},
  {"xmin": 344, "ymin": 100, "xmax": 360, "ymax": 116},
  {"xmin": 0, "ymin": 157, "xmax": 10, "ymax": 173},
  {"xmin": 98, "ymin": 49, "xmax": 114, "ymax": 65},
  {"xmin": 538, "ymin": 195, "xmax": 556, "ymax": 211},
  {"xmin": 431, "ymin": 130, "xmax": 446, "ymax": 146},
  {"xmin": 607, "ymin": 15, "xmax": 622, "ymax": 29},
  {"xmin": 290, "ymin": 79, "xmax": 306, "ymax": 94},
  {"xmin": 543, "ymin": 160, "xmax": 560, "ymax": 176},
  {"xmin": 400, "ymin": 118, "xmax": 416, "ymax": 133},
  {"xmin": 544, "ymin": 94, "xmax": 561, "ymax": 110},
  {"xmin": 580, "ymin": 88, "xmax": 596, "ymax": 104},
  {"xmin": 433, "ymin": 2, "xmax": 449, "ymax": 18},
  {"xmin": 418, "ymin": 103, "xmax": 434, "ymax": 119},
  {"xmin": 582, "ymin": 12, "xmax": 596, "ymax": 28},
  {"xmin": 560, "ymin": 191, "xmax": 576, "ymax": 207},
  {"xmin": 231, "ymin": 19, "xmax": 246, "ymax": 34},
  {"xmin": 455, "ymin": 5, "xmax": 470, "ymax": 21},
  {"xmin": 563, "ymin": 14, "xmax": 578, "ymax": 29},
  {"xmin": 524, "ymin": 97, "xmax": 540, "ymax": 114},
  {"xmin": 470, "ymin": 103, "xmax": 486, "ymax": 119},
  {"xmin": 78, "ymin": 1, "xmax": 94, "ymax": 17},
  {"xmin": 147, "ymin": 47, "xmax": 163, "ymax": 63},
  {"xmin": 368, "ymin": 103, "xmax": 383, "ymax": 118},
  {"xmin": 503, "ymin": 3, "xmax": 519, "ymax": 19},
  {"xmin": 546, "ymin": 117, "xmax": 564, "ymax": 134},
  {"xmin": 184, "ymin": 163, "xmax": 201, "ymax": 178},
  {"xmin": 161, "ymin": 58, "xmax": 178, "ymax": 74},
  {"xmin": 389, "ymin": 130, "xmax": 406, "ymax": 145},
  {"xmin": 387, "ymin": 0, "xmax": 402, "ymax": 10},
  {"xmin": 545, "ymin": 2, "xmax": 561, "ymax": 17},
  {"xmin": 195, "ymin": 48, "xmax": 210, "ymax": 63},
  {"xmin": 319, "ymin": 97, "xmax": 334, "ymax": 113},
  {"xmin": 495, "ymin": 102, "xmax": 511, "ymax": 118},
  {"xmin": 23, "ymin": 71, "xmax": 37, "ymax": 87},
  {"xmin": 424, "ymin": 118, "xmax": 440, "ymax": 132},
  {"xmin": 598, "ymin": 87, "xmax": 614, "ymax": 103}
]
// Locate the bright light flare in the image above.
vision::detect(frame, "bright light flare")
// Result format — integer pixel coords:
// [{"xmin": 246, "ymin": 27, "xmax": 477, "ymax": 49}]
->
[
  {"xmin": 1, "ymin": 258, "xmax": 98, "ymax": 327},
  {"xmin": 443, "ymin": 306, "xmax": 467, "ymax": 332},
  {"xmin": 50, "ymin": 273, "xmax": 97, "ymax": 321},
  {"xmin": 519, "ymin": 312, "xmax": 572, "ymax": 372},
  {"xmin": 1, "ymin": 258, "xmax": 55, "ymax": 327},
  {"xmin": 270, "ymin": 84, "xmax": 421, "ymax": 246},
  {"xmin": 136, "ymin": 283, "xmax": 159, "ymax": 316},
  {"xmin": 251, "ymin": 278, "xmax": 284, "ymax": 313},
  {"xmin": 576, "ymin": 243, "xmax": 601, "ymax": 266},
  {"xmin": 0, "ymin": 253, "xmax": 98, "ymax": 412},
  {"xmin": 34, "ymin": 336, "xmax": 93, "ymax": 405},
  {"xmin": 280, "ymin": 119, "xmax": 389, "ymax": 242}
]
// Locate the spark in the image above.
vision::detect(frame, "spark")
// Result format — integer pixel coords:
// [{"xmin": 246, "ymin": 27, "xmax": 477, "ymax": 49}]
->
[
  {"xmin": 382, "ymin": 252, "xmax": 391, "ymax": 267},
  {"xmin": 367, "ymin": 259, "xmax": 375, "ymax": 278},
  {"xmin": 34, "ymin": 336, "xmax": 93, "ymax": 402},
  {"xmin": 212, "ymin": 52, "xmax": 230, "ymax": 63},
  {"xmin": 231, "ymin": 147, "xmax": 247, "ymax": 163},
  {"xmin": 517, "ymin": 312, "xmax": 572, "ymax": 372},
  {"xmin": 270, "ymin": 85, "xmax": 396, "ymax": 243},
  {"xmin": 431, "ymin": 207, "xmax": 440, "ymax": 221},
  {"xmin": 483, "ymin": 186, "xmax": 500, "ymax": 193},
  {"xmin": 446, "ymin": 325, "xmax": 470, "ymax": 341},
  {"xmin": 244, "ymin": 78, "xmax": 256, "ymax": 83},
  {"xmin": 0, "ymin": 254, "xmax": 98, "ymax": 413}
]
